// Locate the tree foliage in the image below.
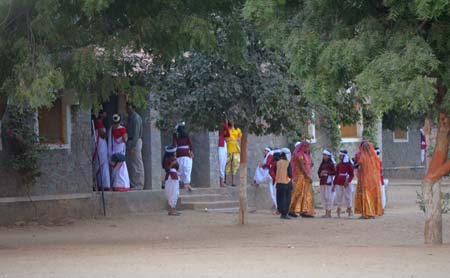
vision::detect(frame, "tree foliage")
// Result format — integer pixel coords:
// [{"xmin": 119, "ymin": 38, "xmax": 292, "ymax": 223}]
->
[
  {"xmin": 244, "ymin": 0, "xmax": 450, "ymax": 243},
  {"xmin": 149, "ymin": 14, "xmax": 309, "ymax": 137},
  {"xmin": 0, "ymin": 0, "xmax": 240, "ymax": 110},
  {"xmin": 243, "ymin": 0, "xmax": 450, "ymax": 136}
]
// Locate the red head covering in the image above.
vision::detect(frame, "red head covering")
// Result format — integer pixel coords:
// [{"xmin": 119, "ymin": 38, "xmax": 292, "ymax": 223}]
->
[
  {"xmin": 112, "ymin": 126, "xmax": 126, "ymax": 139},
  {"xmin": 292, "ymin": 140, "xmax": 313, "ymax": 177},
  {"xmin": 94, "ymin": 119, "xmax": 105, "ymax": 130}
]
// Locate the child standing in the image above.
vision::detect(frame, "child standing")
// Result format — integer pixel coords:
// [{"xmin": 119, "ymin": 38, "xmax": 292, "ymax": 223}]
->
[
  {"xmin": 275, "ymin": 152, "xmax": 293, "ymax": 220},
  {"xmin": 333, "ymin": 150, "xmax": 354, "ymax": 217},
  {"xmin": 173, "ymin": 122, "xmax": 194, "ymax": 191},
  {"xmin": 318, "ymin": 149, "xmax": 336, "ymax": 218},
  {"xmin": 163, "ymin": 146, "xmax": 180, "ymax": 216}
]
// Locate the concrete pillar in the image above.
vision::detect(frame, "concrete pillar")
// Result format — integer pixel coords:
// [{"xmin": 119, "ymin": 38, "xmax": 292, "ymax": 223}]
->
[
  {"xmin": 142, "ymin": 108, "xmax": 162, "ymax": 190},
  {"xmin": 191, "ymin": 131, "xmax": 211, "ymax": 188},
  {"xmin": 376, "ymin": 117, "xmax": 383, "ymax": 160},
  {"xmin": 208, "ymin": 132, "xmax": 220, "ymax": 188}
]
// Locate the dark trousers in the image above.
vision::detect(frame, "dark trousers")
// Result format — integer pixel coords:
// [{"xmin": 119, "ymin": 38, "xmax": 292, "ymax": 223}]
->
[{"xmin": 276, "ymin": 182, "xmax": 292, "ymax": 216}]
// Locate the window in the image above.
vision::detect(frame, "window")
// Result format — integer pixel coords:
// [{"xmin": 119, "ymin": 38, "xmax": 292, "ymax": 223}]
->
[
  {"xmin": 340, "ymin": 124, "xmax": 358, "ymax": 138},
  {"xmin": 339, "ymin": 105, "xmax": 363, "ymax": 142},
  {"xmin": 339, "ymin": 122, "xmax": 363, "ymax": 143},
  {"xmin": 38, "ymin": 97, "xmax": 68, "ymax": 146},
  {"xmin": 393, "ymin": 128, "xmax": 408, "ymax": 143}
]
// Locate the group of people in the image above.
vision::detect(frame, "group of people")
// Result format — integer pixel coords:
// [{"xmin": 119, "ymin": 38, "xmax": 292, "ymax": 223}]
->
[
  {"xmin": 255, "ymin": 140, "xmax": 385, "ymax": 220},
  {"xmin": 92, "ymin": 103, "xmax": 145, "ymax": 192},
  {"xmin": 162, "ymin": 120, "xmax": 242, "ymax": 216},
  {"xmin": 94, "ymin": 111, "xmax": 385, "ymax": 220}
]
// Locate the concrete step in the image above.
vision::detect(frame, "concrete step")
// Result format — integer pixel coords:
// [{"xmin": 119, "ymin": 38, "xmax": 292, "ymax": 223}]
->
[
  {"xmin": 180, "ymin": 200, "xmax": 240, "ymax": 210},
  {"xmin": 205, "ymin": 207, "xmax": 257, "ymax": 214},
  {"xmin": 179, "ymin": 193, "xmax": 229, "ymax": 202},
  {"xmin": 182, "ymin": 187, "xmax": 240, "ymax": 195}
]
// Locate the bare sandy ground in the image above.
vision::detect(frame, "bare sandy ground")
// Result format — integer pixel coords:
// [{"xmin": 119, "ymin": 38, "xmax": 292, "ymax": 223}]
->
[{"xmin": 0, "ymin": 185, "xmax": 449, "ymax": 278}]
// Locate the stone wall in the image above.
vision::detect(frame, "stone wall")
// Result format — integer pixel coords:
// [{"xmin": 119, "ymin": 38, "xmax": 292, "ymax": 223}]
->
[
  {"xmin": 381, "ymin": 121, "xmax": 425, "ymax": 179},
  {"xmin": 142, "ymin": 108, "xmax": 162, "ymax": 190},
  {"xmin": 0, "ymin": 105, "xmax": 93, "ymax": 197}
]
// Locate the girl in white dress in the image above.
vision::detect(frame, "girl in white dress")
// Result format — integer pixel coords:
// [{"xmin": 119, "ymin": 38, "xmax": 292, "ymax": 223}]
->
[{"xmin": 108, "ymin": 114, "xmax": 130, "ymax": 191}]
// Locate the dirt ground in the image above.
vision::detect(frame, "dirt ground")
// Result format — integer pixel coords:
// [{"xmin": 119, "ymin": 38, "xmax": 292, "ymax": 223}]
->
[{"xmin": 1, "ymin": 185, "xmax": 449, "ymax": 278}]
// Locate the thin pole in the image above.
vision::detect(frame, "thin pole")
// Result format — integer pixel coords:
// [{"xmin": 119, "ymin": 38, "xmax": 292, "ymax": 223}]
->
[{"xmin": 92, "ymin": 119, "xmax": 107, "ymax": 217}]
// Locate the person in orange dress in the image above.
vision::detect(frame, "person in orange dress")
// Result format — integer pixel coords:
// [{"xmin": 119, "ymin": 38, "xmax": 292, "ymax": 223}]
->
[
  {"xmin": 354, "ymin": 141, "xmax": 383, "ymax": 219},
  {"xmin": 289, "ymin": 141, "xmax": 315, "ymax": 218}
]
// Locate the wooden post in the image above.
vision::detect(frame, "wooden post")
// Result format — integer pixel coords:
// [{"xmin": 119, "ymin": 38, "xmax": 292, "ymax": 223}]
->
[{"xmin": 239, "ymin": 132, "xmax": 248, "ymax": 225}]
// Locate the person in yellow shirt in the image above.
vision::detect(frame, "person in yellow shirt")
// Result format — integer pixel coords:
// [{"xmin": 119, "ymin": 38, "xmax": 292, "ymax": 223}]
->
[{"xmin": 225, "ymin": 120, "xmax": 242, "ymax": 187}]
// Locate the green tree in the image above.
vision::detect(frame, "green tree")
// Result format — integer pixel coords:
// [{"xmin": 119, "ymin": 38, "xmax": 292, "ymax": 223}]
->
[
  {"xmin": 244, "ymin": 0, "xmax": 450, "ymax": 243},
  {"xmin": 150, "ymin": 15, "xmax": 309, "ymax": 223},
  {"xmin": 0, "ymin": 0, "xmax": 240, "ymax": 111},
  {"xmin": 0, "ymin": 0, "xmax": 242, "ymax": 189}
]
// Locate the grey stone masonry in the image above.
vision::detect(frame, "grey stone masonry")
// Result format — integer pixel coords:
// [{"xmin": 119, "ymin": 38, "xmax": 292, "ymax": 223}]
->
[
  {"xmin": 191, "ymin": 131, "xmax": 212, "ymax": 188},
  {"xmin": 207, "ymin": 132, "xmax": 220, "ymax": 188},
  {"xmin": 0, "ymin": 105, "xmax": 93, "ymax": 197},
  {"xmin": 142, "ymin": 108, "xmax": 162, "ymax": 189},
  {"xmin": 382, "ymin": 121, "xmax": 425, "ymax": 179}
]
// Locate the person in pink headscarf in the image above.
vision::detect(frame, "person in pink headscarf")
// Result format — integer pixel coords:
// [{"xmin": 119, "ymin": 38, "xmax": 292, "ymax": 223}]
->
[{"xmin": 289, "ymin": 141, "xmax": 315, "ymax": 217}]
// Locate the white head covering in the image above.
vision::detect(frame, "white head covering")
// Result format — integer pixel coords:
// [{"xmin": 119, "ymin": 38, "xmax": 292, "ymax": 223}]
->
[
  {"xmin": 323, "ymin": 149, "xmax": 336, "ymax": 164},
  {"xmin": 420, "ymin": 128, "xmax": 425, "ymax": 136},
  {"xmin": 375, "ymin": 147, "xmax": 381, "ymax": 156},
  {"xmin": 175, "ymin": 121, "xmax": 186, "ymax": 130},
  {"xmin": 294, "ymin": 141, "xmax": 301, "ymax": 148},
  {"xmin": 280, "ymin": 147, "xmax": 291, "ymax": 162},
  {"xmin": 112, "ymin": 114, "xmax": 121, "ymax": 123},
  {"xmin": 339, "ymin": 150, "xmax": 350, "ymax": 163},
  {"xmin": 270, "ymin": 149, "xmax": 281, "ymax": 154},
  {"xmin": 165, "ymin": 146, "xmax": 177, "ymax": 153},
  {"xmin": 264, "ymin": 146, "xmax": 272, "ymax": 152}
]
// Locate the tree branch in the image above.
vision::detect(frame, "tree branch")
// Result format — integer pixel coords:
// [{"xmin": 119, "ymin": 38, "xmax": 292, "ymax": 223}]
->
[{"xmin": 426, "ymin": 160, "xmax": 450, "ymax": 182}]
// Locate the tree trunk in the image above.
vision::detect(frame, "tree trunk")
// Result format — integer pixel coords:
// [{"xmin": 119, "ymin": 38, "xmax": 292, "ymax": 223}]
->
[
  {"xmin": 422, "ymin": 179, "xmax": 442, "ymax": 244},
  {"xmin": 239, "ymin": 132, "xmax": 248, "ymax": 225},
  {"xmin": 422, "ymin": 112, "xmax": 450, "ymax": 244},
  {"xmin": 0, "ymin": 96, "xmax": 6, "ymax": 119}
]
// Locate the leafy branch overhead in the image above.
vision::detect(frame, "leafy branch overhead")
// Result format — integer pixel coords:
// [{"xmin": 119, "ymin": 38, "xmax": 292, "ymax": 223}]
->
[
  {"xmin": 0, "ymin": 0, "xmax": 241, "ymax": 110},
  {"xmin": 149, "ymin": 14, "xmax": 310, "ymax": 136},
  {"xmin": 243, "ymin": 0, "xmax": 450, "ymax": 130}
]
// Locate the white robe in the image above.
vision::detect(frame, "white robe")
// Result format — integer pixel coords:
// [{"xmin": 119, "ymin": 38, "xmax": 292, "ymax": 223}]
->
[
  {"xmin": 320, "ymin": 185, "xmax": 335, "ymax": 210},
  {"xmin": 335, "ymin": 184, "xmax": 353, "ymax": 209},
  {"xmin": 165, "ymin": 176, "xmax": 180, "ymax": 208},
  {"xmin": 93, "ymin": 128, "xmax": 110, "ymax": 190},
  {"xmin": 381, "ymin": 179, "xmax": 388, "ymax": 209},
  {"xmin": 254, "ymin": 152, "xmax": 277, "ymax": 208},
  {"xmin": 177, "ymin": 156, "xmax": 193, "ymax": 184},
  {"xmin": 108, "ymin": 127, "xmax": 130, "ymax": 191},
  {"xmin": 218, "ymin": 142, "xmax": 227, "ymax": 179}
]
